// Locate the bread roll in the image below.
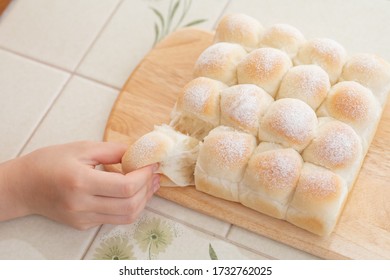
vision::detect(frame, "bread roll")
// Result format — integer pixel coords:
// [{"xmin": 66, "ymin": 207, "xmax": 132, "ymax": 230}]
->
[
  {"xmin": 286, "ymin": 163, "xmax": 348, "ymax": 236},
  {"xmin": 194, "ymin": 126, "xmax": 257, "ymax": 202},
  {"xmin": 294, "ymin": 38, "xmax": 347, "ymax": 85},
  {"xmin": 220, "ymin": 84, "xmax": 274, "ymax": 136},
  {"xmin": 237, "ymin": 48, "xmax": 292, "ymax": 97},
  {"xmin": 302, "ymin": 117, "xmax": 363, "ymax": 188},
  {"xmin": 316, "ymin": 81, "xmax": 381, "ymax": 150},
  {"xmin": 193, "ymin": 42, "xmax": 247, "ymax": 86},
  {"xmin": 170, "ymin": 77, "xmax": 227, "ymax": 139},
  {"xmin": 276, "ymin": 65, "xmax": 331, "ymax": 110},
  {"xmin": 240, "ymin": 142, "xmax": 303, "ymax": 219},
  {"xmin": 340, "ymin": 53, "xmax": 390, "ymax": 105},
  {"xmin": 122, "ymin": 125, "xmax": 200, "ymax": 187},
  {"xmin": 258, "ymin": 98, "xmax": 318, "ymax": 152},
  {"xmin": 259, "ymin": 23, "xmax": 305, "ymax": 59},
  {"xmin": 214, "ymin": 13, "xmax": 264, "ymax": 51}
]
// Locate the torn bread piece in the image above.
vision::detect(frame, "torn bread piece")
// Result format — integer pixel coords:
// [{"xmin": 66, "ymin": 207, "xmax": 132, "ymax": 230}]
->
[{"xmin": 122, "ymin": 125, "xmax": 200, "ymax": 187}]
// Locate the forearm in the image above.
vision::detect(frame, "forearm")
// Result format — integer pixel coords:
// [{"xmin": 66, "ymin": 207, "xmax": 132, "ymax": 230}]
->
[{"xmin": 0, "ymin": 157, "xmax": 31, "ymax": 221}]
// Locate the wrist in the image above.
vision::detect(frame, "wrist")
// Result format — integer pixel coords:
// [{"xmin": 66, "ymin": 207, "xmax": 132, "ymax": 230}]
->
[{"xmin": 0, "ymin": 157, "xmax": 32, "ymax": 221}]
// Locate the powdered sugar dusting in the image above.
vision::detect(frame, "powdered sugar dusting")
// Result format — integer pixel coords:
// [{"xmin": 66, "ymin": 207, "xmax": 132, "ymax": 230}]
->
[
  {"xmin": 349, "ymin": 54, "xmax": 380, "ymax": 76},
  {"xmin": 271, "ymin": 23, "xmax": 303, "ymax": 38},
  {"xmin": 183, "ymin": 82, "xmax": 212, "ymax": 113},
  {"xmin": 331, "ymin": 82, "xmax": 370, "ymax": 121},
  {"xmin": 215, "ymin": 132, "xmax": 250, "ymax": 164},
  {"xmin": 299, "ymin": 166, "xmax": 339, "ymax": 197},
  {"xmin": 195, "ymin": 43, "xmax": 240, "ymax": 70},
  {"xmin": 310, "ymin": 122, "xmax": 359, "ymax": 168},
  {"xmin": 312, "ymin": 38, "xmax": 343, "ymax": 61},
  {"xmin": 279, "ymin": 65, "xmax": 329, "ymax": 102},
  {"xmin": 131, "ymin": 135, "xmax": 159, "ymax": 168},
  {"xmin": 262, "ymin": 23, "xmax": 304, "ymax": 47},
  {"xmin": 268, "ymin": 99, "xmax": 316, "ymax": 143},
  {"xmin": 254, "ymin": 48, "xmax": 283, "ymax": 75},
  {"xmin": 318, "ymin": 126, "xmax": 357, "ymax": 167},
  {"xmin": 225, "ymin": 14, "xmax": 258, "ymax": 33},
  {"xmin": 255, "ymin": 150, "xmax": 301, "ymax": 190},
  {"xmin": 222, "ymin": 85, "xmax": 261, "ymax": 128},
  {"xmin": 295, "ymin": 66, "xmax": 329, "ymax": 96}
]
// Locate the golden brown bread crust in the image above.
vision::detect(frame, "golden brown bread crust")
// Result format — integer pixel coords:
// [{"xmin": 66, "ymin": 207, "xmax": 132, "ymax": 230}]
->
[
  {"xmin": 286, "ymin": 163, "xmax": 348, "ymax": 236},
  {"xmin": 302, "ymin": 117, "xmax": 361, "ymax": 170},
  {"xmin": 214, "ymin": 13, "xmax": 264, "ymax": 51},
  {"xmin": 195, "ymin": 126, "xmax": 257, "ymax": 202},
  {"xmin": 193, "ymin": 42, "xmax": 247, "ymax": 86},
  {"xmin": 258, "ymin": 98, "xmax": 318, "ymax": 152},
  {"xmin": 294, "ymin": 38, "xmax": 347, "ymax": 85},
  {"xmin": 220, "ymin": 84, "xmax": 273, "ymax": 136},
  {"xmin": 240, "ymin": 143, "xmax": 303, "ymax": 219},
  {"xmin": 259, "ymin": 23, "xmax": 305, "ymax": 59},
  {"xmin": 196, "ymin": 126, "xmax": 257, "ymax": 182},
  {"xmin": 323, "ymin": 81, "xmax": 375, "ymax": 123},
  {"xmin": 170, "ymin": 77, "xmax": 227, "ymax": 139},
  {"xmin": 340, "ymin": 53, "xmax": 390, "ymax": 104},
  {"xmin": 276, "ymin": 64, "xmax": 331, "ymax": 110},
  {"xmin": 122, "ymin": 130, "xmax": 173, "ymax": 173},
  {"xmin": 237, "ymin": 48, "xmax": 292, "ymax": 97}
]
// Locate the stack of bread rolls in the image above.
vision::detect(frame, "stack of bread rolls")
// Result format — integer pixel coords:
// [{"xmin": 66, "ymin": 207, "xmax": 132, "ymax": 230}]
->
[{"xmin": 122, "ymin": 13, "xmax": 390, "ymax": 236}]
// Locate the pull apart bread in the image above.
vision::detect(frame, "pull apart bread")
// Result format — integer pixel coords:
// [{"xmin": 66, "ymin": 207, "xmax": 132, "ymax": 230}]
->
[{"xmin": 122, "ymin": 13, "xmax": 390, "ymax": 236}]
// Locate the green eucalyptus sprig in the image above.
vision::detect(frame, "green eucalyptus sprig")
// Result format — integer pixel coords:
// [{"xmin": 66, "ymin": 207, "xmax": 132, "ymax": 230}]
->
[{"xmin": 150, "ymin": 0, "xmax": 207, "ymax": 46}]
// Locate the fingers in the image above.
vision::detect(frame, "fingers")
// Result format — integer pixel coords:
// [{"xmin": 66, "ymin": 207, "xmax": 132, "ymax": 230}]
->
[
  {"xmin": 82, "ymin": 141, "xmax": 128, "ymax": 166},
  {"xmin": 81, "ymin": 174, "xmax": 159, "ymax": 227},
  {"xmin": 90, "ymin": 174, "xmax": 160, "ymax": 216},
  {"xmin": 87, "ymin": 163, "xmax": 159, "ymax": 198}
]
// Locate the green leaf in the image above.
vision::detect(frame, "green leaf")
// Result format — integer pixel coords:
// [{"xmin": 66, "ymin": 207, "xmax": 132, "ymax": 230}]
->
[
  {"xmin": 173, "ymin": 0, "xmax": 191, "ymax": 31},
  {"xmin": 169, "ymin": 0, "xmax": 180, "ymax": 21},
  {"xmin": 150, "ymin": 7, "xmax": 165, "ymax": 32},
  {"xmin": 166, "ymin": 0, "xmax": 180, "ymax": 33},
  {"xmin": 183, "ymin": 18, "xmax": 207, "ymax": 27},
  {"xmin": 153, "ymin": 22, "xmax": 160, "ymax": 46},
  {"xmin": 209, "ymin": 243, "xmax": 218, "ymax": 260}
]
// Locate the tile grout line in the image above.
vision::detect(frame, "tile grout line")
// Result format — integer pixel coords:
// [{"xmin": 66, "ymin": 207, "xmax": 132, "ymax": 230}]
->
[
  {"xmin": 145, "ymin": 206, "xmax": 276, "ymax": 260},
  {"xmin": 0, "ymin": 45, "xmax": 122, "ymax": 91},
  {"xmin": 4, "ymin": 0, "xmax": 125, "ymax": 158},
  {"xmin": 80, "ymin": 225, "xmax": 103, "ymax": 260},
  {"xmin": 73, "ymin": 0, "xmax": 125, "ymax": 74},
  {"xmin": 15, "ymin": 74, "xmax": 72, "ymax": 157}
]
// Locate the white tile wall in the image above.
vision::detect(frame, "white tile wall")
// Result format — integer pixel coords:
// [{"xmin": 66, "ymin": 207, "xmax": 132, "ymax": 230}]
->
[
  {"xmin": 0, "ymin": 0, "xmax": 121, "ymax": 71},
  {"xmin": 0, "ymin": 49, "xmax": 69, "ymax": 161},
  {"xmin": 21, "ymin": 76, "xmax": 119, "ymax": 154}
]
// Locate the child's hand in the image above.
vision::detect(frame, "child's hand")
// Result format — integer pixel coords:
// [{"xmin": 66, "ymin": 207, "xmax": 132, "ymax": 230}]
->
[{"xmin": 0, "ymin": 141, "xmax": 160, "ymax": 230}]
